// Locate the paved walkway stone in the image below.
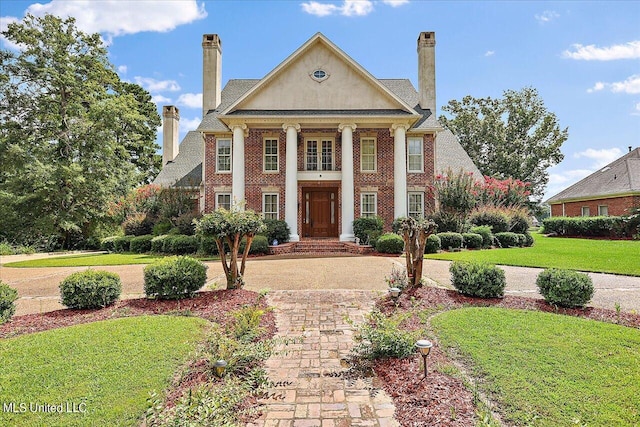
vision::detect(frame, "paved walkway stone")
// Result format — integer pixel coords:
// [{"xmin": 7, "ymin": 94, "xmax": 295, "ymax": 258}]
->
[{"xmin": 249, "ymin": 290, "xmax": 400, "ymax": 427}]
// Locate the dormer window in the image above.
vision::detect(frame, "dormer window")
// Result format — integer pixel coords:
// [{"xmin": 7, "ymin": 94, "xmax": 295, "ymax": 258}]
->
[{"xmin": 310, "ymin": 69, "xmax": 329, "ymax": 82}]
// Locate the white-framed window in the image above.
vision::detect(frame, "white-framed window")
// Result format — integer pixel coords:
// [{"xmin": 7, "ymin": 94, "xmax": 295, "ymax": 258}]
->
[
  {"xmin": 216, "ymin": 138, "xmax": 231, "ymax": 173},
  {"xmin": 305, "ymin": 138, "xmax": 334, "ymax": 171},
  {"xmin": 264, "ymin": 138, "xmax": 279, "ymax": 172},
  {"xmin": 407, "ymin": 137, "xmax": 424, "ymax": 173},
  {"xmin": 408, "ymin": 192, "xmax": 424, "ymax": 218},
  {"xmin": 581, "ymin": 206, "xmax": 590, "ymax": 217},
  {"xmin": 360, "ymin": 138, "xmax": 376, "ymax": 172},
  {"xmin": 598, "ymin": 205, "xmax": 608, "ymax": 216},
  {"xmin": 262, "ymin": 193, "xmax": 279, "ymax": 220},
  {"xmin": 361, "ymin": 193, "xmax": 377, "ymax": 217},
  {"xmin": 216, "ymin": 193, "xmax": 231, "ymax": 210}
]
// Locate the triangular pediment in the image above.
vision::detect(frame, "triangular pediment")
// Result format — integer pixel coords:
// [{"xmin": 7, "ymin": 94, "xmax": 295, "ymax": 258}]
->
[{"xmin": 223, "ymin": 33, "xmax": 415, "ymax": 114}]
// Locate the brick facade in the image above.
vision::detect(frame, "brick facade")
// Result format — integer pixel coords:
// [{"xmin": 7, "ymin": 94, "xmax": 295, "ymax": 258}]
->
[
  {"xmin": 203, "ymin": 127, "xmax": 436, "ymax": 233},
  {"xmin": 550, "ymin": 195, "xmax": 640, "ymax": 217}
]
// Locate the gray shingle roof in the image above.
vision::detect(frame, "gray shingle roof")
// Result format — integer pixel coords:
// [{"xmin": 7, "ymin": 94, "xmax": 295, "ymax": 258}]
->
[
  {"xmin": 154, "ymin": 131, "xmax": 203, "ymax": 187},
  {"xmin": 435, "ymin": 128, "xmax": 483, "ymax": 180},
  {"xmin": 198, "ymin": 79, "xmax": 259, "ymax": 132},
  {"xmin": 546, "ymin": 147, "xmax": 640, "ymax": 203}
]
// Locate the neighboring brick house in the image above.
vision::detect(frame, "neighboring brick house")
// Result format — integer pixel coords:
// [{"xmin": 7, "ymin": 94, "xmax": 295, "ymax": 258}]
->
[
  {"xmin": 155, "ymin": 32, "xmax": 481, "ymax": 242},
  {"xmin": 547, "ymin": 147, "xmax": 640, "ymax": 217}
]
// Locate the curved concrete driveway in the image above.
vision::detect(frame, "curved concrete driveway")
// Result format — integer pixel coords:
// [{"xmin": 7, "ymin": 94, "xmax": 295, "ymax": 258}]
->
[{"xmin": 2, "ymin": 253, "xmax": 639, "ymax": 316}]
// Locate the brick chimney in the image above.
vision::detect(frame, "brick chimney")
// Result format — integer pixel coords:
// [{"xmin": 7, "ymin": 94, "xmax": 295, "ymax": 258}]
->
[
  {"xmin": 202, "ymin": 34, "xmax": 222, "ymax": 117},
  {"xmin": 162, "ymin": 105, "xmax": 180, "ymax": 165},
  {"xmin": 417, "ymin": 31, "xmax": 436, "ymax": 114}
]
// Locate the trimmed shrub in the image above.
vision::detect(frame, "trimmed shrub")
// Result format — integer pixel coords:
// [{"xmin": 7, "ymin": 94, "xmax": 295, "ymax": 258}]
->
[
  {"xmin": 536, "ymin": 268, "xmax": 594, "ymax": 308},
  {"xmin": 424, "ymin": 234, "xmax": 441, "ymax": 254},
  {"xmin": 429, "ymin": 211, "xmax": 465, "ymax": 233},
  {"xmin": 122, "ymin": 213, "xmax": 153, "ymax": 236},
  {"xmin": 494, "ymin": 232, "xmax": 519, "ymax": 248},
  {"xmin": 352, "ymin": 310, "xmax": 419, "ymax": 360},
  {"xmin": 469, "ymin": 225, "xmax": 493, "ymax": 248},
  {"xmin": 164, "ymin": 235, "xmax": 198, "ymax": 255},
  {"xmin": 198, "ymin": 235, "xmax": 219, "ymax": 256},
  {"xmin": 100, "ymin": 236, "xmax": 119, "ymax": 252},
  {"xmin": 113, "ymin": 235, "xmax": 135, "ymax": 253},
  {"xmin": 509, "ymin": 209, "xmax": 531, "ymax": 234},
  {"xmin": 469, "ymin": 208, "xmax": 509, "ymax": 233},
  {"xmin": 515, "ymin": 233, "xmax": 527, "ymax": 247},
  {"xmin": 437, "ymin": 232, "xmax": 463, "ymax": 250},
  {"xmin": 263, "ymin": 219, "xmax": 290, "ymax": 244},
  {"xmin": 542, "ymin": 216, "xmax": 622, "ymax": 238},
  {"xmin": 59, "ymin": 270, "xmax": 122, "ymax": 309},
  {"xmin": 0, "ymin": 282, "xmax": 18, "ymax": 324},
  {"xmin": 462, "ymin": 233, "xmax": 483, "ymax": 249},
  {"xmin": 151, "ymin": 235, "xmax": 170, "ymax": 253},
  {"xmin": 144, "ymin": 256, "xmax": 207, "ymax": 300},
  {"xmin": 375, "ymin": 233, "xmax": 404, "ymax": 254},
  {"xmin": 523, "ymin": 232, "xmax": 535, "ymax": 247},
  {"xmin": 353, "ymin": 216, "xmax": 384, "ymax": 245},
  {"xmin": 449, "ymin": 261, "xmax": 506, "ymax": 298},
  {"xmin": 174, "ymin": 211, "xmax": 200, "ymax": 236},
  {"xmin": 239, "ymin": 235, "xmax": 269, "ymax": 255},
  {"xmin": 130, "ymin": 235, "xmax": 153, "ymax": 253}
]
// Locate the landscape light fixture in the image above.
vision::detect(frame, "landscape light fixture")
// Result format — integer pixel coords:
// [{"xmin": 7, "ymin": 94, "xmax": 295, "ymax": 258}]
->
[
  {"xmin": 415, "ymin": 339, "xmax": 433, "ymax": 380},
  {"xmin": 213, "ymin": 359, "xmax": 228, "ymax": 378},
  {"xmin": 389, "ymin": 287, "xmax": 401, "ymax": 301}
]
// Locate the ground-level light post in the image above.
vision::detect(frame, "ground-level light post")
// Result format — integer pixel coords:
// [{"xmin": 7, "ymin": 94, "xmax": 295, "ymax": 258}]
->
[{"xmin": 415, "ymin": 339, "xmax": 433, "ymax": 380}]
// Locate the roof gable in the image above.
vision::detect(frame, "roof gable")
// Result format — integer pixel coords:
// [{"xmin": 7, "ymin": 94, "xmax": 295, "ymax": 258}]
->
[{"xmin": 223, "ymin": 33, "xmax": 416, "ymax": 114}]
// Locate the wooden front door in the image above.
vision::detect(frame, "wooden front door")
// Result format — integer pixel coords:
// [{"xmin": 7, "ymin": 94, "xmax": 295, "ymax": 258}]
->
[{"xmin": 302, "ymin": 188, "xmax": 338, "ymax": 238}]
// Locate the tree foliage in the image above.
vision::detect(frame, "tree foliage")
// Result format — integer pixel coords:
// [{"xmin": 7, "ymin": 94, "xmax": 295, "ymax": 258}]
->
[
  {"xmin": 440, "ymin": 87, "xmax": 567, "ymax": 200},
  {"xmin": 195, "ymin": 208, "xmax": 265, "ymax": 289},
  {"xmin": 0, "ymin": 14, "xmax": 160, "ymax": 247}
]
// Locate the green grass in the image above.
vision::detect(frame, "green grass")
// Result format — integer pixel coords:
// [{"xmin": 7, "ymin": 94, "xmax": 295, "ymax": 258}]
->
[
  {"xmin": 431, "ymin": 307, "xmax": 640, "ymax": 426},
  {"xmin": 3, "ymin": 253, "xmax": 219, "ymax": 268},
  {"xmin": 426, "ymin": 233, "xmax": 640, "ymax": 276},
  {"xmin": 0, "ymin": 316, "xmax": 207, "ymax": 426}
]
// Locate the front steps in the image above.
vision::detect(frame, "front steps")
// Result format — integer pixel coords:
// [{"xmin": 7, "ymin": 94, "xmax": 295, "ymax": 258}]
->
[{"xmin": 268, "ymin": 238, "xmax": 373, "ymax": 257}]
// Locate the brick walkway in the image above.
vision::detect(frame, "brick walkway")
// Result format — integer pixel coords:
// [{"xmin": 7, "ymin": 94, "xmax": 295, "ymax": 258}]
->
[{"xmin": 249, "ymin": 290, "xmax": 400, "ymax": 427}]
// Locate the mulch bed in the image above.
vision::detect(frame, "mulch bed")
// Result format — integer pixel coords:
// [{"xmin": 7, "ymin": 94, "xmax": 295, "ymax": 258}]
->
[{"xmin": 371, "ymin": 286, "xmax": 640, "ymax": 426}]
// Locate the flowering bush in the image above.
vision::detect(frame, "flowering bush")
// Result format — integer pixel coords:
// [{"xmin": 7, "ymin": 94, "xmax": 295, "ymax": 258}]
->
[
  {"xmin": 475, "ymin": 176, "xmax": 531, "ymax": 209},
  {"xmin": 385, "ymin": 265, "xmax": 409, "ymax": 291}
]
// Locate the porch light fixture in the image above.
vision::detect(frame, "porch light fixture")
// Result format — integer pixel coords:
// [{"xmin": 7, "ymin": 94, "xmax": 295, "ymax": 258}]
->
[
  {"xmin": 415, "ymin": 339, "xmax": 433, "ymax": 379},
  {"xmin": 389, "ymin": 287, "xmax": 401, "ymax": 301},
  {"xmin": 213, "ymin": 359, "xmax": 228, "ymax": 378}
]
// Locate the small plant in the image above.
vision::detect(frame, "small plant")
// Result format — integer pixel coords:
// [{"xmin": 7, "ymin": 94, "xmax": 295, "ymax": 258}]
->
[
  {"xmin": 353, "ymin": 216, "xmax": 384, "ymax": 245},
  {"xmin": 375, "ymin": 233, "xmax": 404, "ymax": 254},
  {"xmin": 59, "ymin": 270, "xmax": 122, "ymax": 309},
  {"xmin": 0, "ymin": 242, "xmax": 15, "ymax": 255},
  {"xmin": 450, "ymin": 261, "xmax": 506, "ymax": 298},
  {"xmin": 469, "ymin": 225, "xmax": 493, "ymax": 248},
  {"xmin": 351, "ymin": 310, "xmax": 420, "ymax": 360},
  {"xmin": 522, "ymin": 232, "xmax": 535, "ymax": 247},
  {"xmin": 494, "ymin": 232, "xmax": 520, "ymax": 248},
  {"xmin": 424, "ymin": 234, "xmax": 441, "ymax": 254},
  {"xmin": 144, "ymin": 256, "xmax": 207, "ymax": 300},
  {"xmin": 0, "ymin": 281, "xmax": 19, "ymax": 324},
  {"xmin": 536, "ymin": 268, "xmax": 594, "ymax": 308},
  {"xmin": 437, "ymin": 232, "xmax": 463, "ymax": 250},
  {"xmin": 462, "ymin": 233, "xmax": 483, "ymax": 249},
  {"xmin": 385, "ymin": 265, "xmax": 408, "ymax": 291},
  {"xmin": 232, "ymin": 305, "xmax": 265, "ymax": 342}
]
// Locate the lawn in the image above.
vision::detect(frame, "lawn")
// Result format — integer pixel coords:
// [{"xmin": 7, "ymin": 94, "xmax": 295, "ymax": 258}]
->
[
  {"xmin": 3, "ymin": 253, "xmax": 218, "ymax": 268},
  {"xmin": 0, "ymin": 315, "xmax": 207, "ymax": 427},
  {"xmin": 426, "ymin": 233, "xmax": 640, "ymax": 276},
  {"xmin": 431, "ymin": 307, "xmax": 640, "ymax": 426}
]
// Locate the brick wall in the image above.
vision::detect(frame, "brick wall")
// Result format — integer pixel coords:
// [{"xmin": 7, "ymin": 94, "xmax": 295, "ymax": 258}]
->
[{"xmin": 550, "ymin": 195, "xmax": 640, "ymax": 217}]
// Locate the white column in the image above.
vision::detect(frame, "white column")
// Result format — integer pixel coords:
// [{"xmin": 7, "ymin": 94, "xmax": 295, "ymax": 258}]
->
[
  {"xmin": 231, "ymin": 124, "xmax": 247, "ymax": 208},
  {"xmin": 392, "ymin": 123, "xmax": 408, "ymax": 218},
  {"xmin": 339, "ymin": 123, "xmax": 356, "ymax": 242},
  {"xmin": 283, "ymin": 123, "xmax": 300, "ymax": 242}
]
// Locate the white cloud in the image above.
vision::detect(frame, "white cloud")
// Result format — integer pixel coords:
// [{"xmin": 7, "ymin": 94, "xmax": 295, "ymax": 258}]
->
[
  {"xmin": 301, "ymin": 1, "xmax": 340, "ymax": 16},
  {"xmin": 0, "ymin": 16, "xmax": 22, "ymax": 50},
  {"xmin": 484, "ymin": 50, "xmax": 495, "ymax": 57},
  {"xmin": 176, "ymin": 93, "xmax": 203, "ymax": 109},
  {"xmin": 574, "ymin": 147, "xmax": 622, "ymax": 169},
  {"xmin": 20, "ymin": 0, "xmax": 206, "ymax": 38},
  {"xmin": 382, "ymin": 0, "xmax": 409, "ymax": 6},
  {"xmin": 152, "ymin": 94, "xmax": 172, "ymax": 104},
  {"xmin": 134, "ymin": 76, "xmax": 181, "ymax": 93},
  {"xmin": 633, "ymin": 102, "xmax": 640, "ymax": 116},
  {"xmin": 117, "ymin": 65, "xmax": 128, "ymax": 74},
  {"xmin": 563, "ymin": 41, "xmax": 640, "ymax": 61},
  {"xmin": 302, "ymin": 0, "xmax": 400, "ymax": 17},
  {"xmin": 535, "ymin": 10, "xmax": 559, "ymax": 24},
  {"xmin": 342, "ymin": 0, "xmax": 374, "ymax": 16},
  {"xmin": 180, "ymin": 116, "xmax": 202, "ymax": 133},
  {"xmin": 587, "ymin": 75, "xmax": 640, "ymax": 94},
  {"xmin": 545, "ymin": 169, "xmax": 592, "ymax": 198}
]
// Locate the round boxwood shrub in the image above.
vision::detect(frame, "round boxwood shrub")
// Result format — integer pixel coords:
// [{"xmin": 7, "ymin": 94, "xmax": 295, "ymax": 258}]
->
[
  {"xmin": 437, "ymin": 232, "xmax": 463, "ymax": 250},
  {"xmin": 536, "ymin": 268, "xmax": 594, "ymax": 308},
  {"xmin": 164, "ymin": 235, "xmax": 198, "ymax": 255},
  {"xmin": 144, "ymin": 256, "xmax": 207, "ymax": 300},
  {"xmin": 239, "ymin": 235, "xmax": 270, "ymax": 255},
  {"xmin": 469, "ymin": 225, "xmax": 493, "ymax": 248},
  {"xmin": 509, "ymin": 210, "xmax": 531, "ymax": 234},
  {"xmin": 523, "ymin": 232, "xmax": 534, "ymax": 247},
  {"xmin": 59, "ymin": 270, "xmax": 122, "ymax": 309},
  {"xmin": 470, "ymin": 209, "xmax": 509, "ymax": 233},
  {"xmin": 353, "ymin": 216, "xmax": 384, "ymax": 245},
  {"xmin": 375, "ymin": 233, "xmax": 404, "ymax": 254},
  {"xmin": 462, "ymin": 233, "xmax": 483, "ymax": 249},
  {"xmin": 494, "ymin": 232, "xmax": 519, "ymax": 248},
  {"xmin": 0, "ymin": 281, "xmax": 18, "ymax": 324},
  {"xmin": 424, "ymin": 234, "xmax": 441, "ymax": 254},
  {"xmin": 263, "ymin": 219, "xmax": 291, "ymax": 244},
  {"xmin": 450, "ymin": 261, "xmax": 506, "ymax": 298},
  {"xmin": 130, "ymin": 235, "xmax": 153, "ymax": 253}
]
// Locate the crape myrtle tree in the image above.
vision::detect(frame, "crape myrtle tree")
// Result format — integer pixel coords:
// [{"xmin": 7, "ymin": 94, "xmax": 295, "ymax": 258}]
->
[
  {"xmin": 195, "ymin": 207, "xmax": 265, "ymax": 289},
  {"xmin": 0, "ymin": 14, "xmax": 160, "ymax": 248},
  {"xmin": 396, "ymin": 216, "xmax": 437, "ymax": 289},
  {"xmin": 439, "ymin": 87, "xmax": 567, "ymax": 201}
]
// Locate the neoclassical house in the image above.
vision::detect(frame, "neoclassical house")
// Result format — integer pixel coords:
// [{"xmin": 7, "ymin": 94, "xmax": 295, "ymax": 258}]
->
[{"xmin": 155, "ymin": 32, "xmax": 480, "ymax": 242}]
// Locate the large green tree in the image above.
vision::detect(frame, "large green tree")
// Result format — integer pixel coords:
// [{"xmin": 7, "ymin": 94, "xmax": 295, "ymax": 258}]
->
[
  {"xmin": 0, "ymin": 14, "xmax": 161, "ymax": 247},
  {"xmin": 440, "ymin": 87, "xmax": 567, "ymax": 200}
]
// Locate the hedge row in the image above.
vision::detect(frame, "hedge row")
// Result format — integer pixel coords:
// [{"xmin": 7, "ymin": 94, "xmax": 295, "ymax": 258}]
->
[
  {"xmin": 543, "ymin": 215, "xmax": 639, "ymax": 238},
  {"xmin": 101, "ymin": 234, "xmax": 270, "ymax": 256}
]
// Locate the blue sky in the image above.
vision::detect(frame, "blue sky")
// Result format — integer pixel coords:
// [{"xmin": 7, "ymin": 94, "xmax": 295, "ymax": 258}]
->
[{"xmin": 1, "ymin": 0, "xmax": 639, "ymax": 200}]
